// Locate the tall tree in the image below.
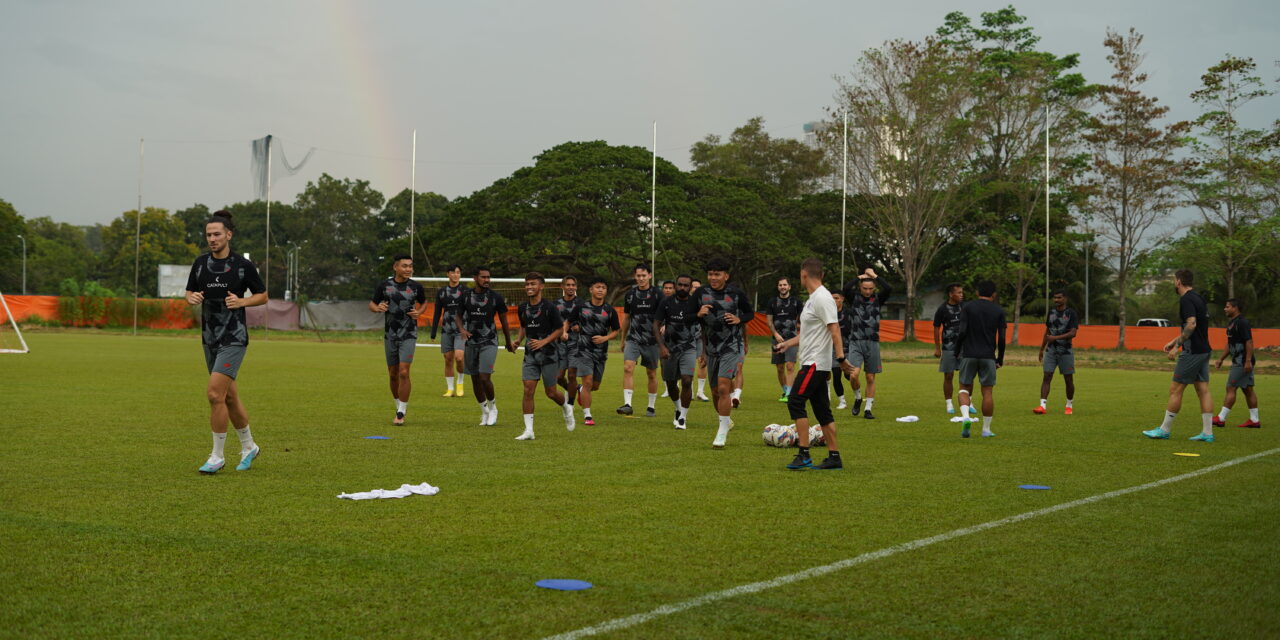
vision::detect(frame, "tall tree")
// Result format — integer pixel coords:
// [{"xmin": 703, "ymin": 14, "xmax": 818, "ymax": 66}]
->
[
  {"xmin": 380, "ymin": 189, "xmax": 450, "ymax": 275},
  {"xmin": 291, "ymin": 174, "xmax": 386, "ymax": 299},
  {"xmin": 99, "ymin": 207, "xmax": 200, "ymax": 296},
  {"xmin": 690, "ymin": 117, "xmax": 831, "ymax": 198},
  {"xmin": 24, "ymin": 217, "xmax": 94, "ymax": 295},
  {"xmin": 1078, "ymin": 28, "xmax": 1189, "ymax": 347},
  {"xmin": 0, "ymin": 198, "xmax": 27, "ymax": 293},
  {"xmin": 831, "ymin": 36, "xmax": 982, "ymax": 339},
  {"xmin": 1182, "ymin": 55, "xmax": 1280, "ymax": 298}
]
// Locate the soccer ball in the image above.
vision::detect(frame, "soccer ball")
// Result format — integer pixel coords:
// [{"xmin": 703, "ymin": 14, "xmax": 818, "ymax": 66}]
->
[
  {"xmin": 761, "ymin": 424, "xmax": 782, "ymax": 446},
  {"xmin": 809, "ymin": 425, "xmax": 826, "ymax": 447},
  {"xmin": 776, "ymin": 424, "xmax": 799, "ymax": 448}
]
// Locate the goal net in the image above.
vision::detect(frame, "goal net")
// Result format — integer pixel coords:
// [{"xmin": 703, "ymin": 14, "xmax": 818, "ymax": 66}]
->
[
  {"xmin": 0, "ymin": 290, "xmax": 31, "ymax": 354},
  {"xmin": 411, "ymin": 277, "xmax": 564, "ymax": 348}
]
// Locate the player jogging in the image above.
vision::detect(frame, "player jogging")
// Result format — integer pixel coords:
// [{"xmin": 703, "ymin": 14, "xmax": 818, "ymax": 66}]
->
[
  {"xmin": 953, "ymin": 280, "xmax": 1005, "ymax": 438},
  {"xmin": 691, "ymin": 278, "xmax": 711, "ymax": 402},
  {"xmin": 184, "ymin": 210, "xmax": 266, "ymax": 474},
  {"xmin": 513, "ymin": 272, "xmax": 574, "ymax": 440},
  {"xmin": 659, "ymin": 279, "xmax": 676, "ymax": 398},
  {"xmin": 618, "ymin": 264, "xmax": 662, "ymax": 418},
  {"xmin": 778, "ymin": 258, "xmax": 855, "ymax": 471},
  {"xmin": 456, "ymin": 266, "xmax": 515, "ymax": 426},
  {"xmin": 933, "ymin": 283, "xmax": 965, "ymax": 416},
  {"xmin": 1144, "ymin": 269, "xmax": 1216, "ymax": 443},
  {"xmin": 568, "ymin": 276, "xmax": 620, "ymax": 426},
  {"xmin": 429, "ymin": 264, "xmax": 468, "ymax": 397},
  {"xmin": 843, "ymin": 268, "xmax": 891, "ymax": 419},
  {"xmin": 554, "ymin": 275, "xmax": 584, "ymax": 407},
  {"xmin": 1035, "ymin": 290, "xmax": 1079, "ymax": 415},
  {"xmin": 767, "ymin": 276, "xmax": 802, "ymax": 403},
  {"xmin": 696, "ymin": 257, "xmax": 754, "ymax": 449},
  {"xmin": 369, "ymin": 254, "xmax": 427, "ymax": 425},
  {"xmin": 655, "ymin": 274, "xmax": 699, "ymax": 429},
  {"xmin": 831, "ymin": 291, "xmax": 853, "ymax": 409},
  {"xmin": 1214, "ymin": 298, "xmax": 1260, "ymax": 428}
]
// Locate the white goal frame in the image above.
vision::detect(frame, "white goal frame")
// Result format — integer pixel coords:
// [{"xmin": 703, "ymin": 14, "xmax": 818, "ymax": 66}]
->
[
  {"xmin": 0, "ymin": 290, "xmax": 31, "ymax": 354},
  {"xmin": 410, "ymin": 277, "xmax": 563, "ymax": 349}
]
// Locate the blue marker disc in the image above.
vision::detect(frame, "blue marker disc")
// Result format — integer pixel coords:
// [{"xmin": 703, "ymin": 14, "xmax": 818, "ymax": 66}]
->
[
  {"xmin": 1019, "ymin": 484, "xmax": 1051, "ymax": 490},
  {"xmin": 536, "ymin": 579, "xmax": 593, "ymax": 591},
  {"xmin": 363, "ymin": 436, "xmax": 391, "ymax": 440}
]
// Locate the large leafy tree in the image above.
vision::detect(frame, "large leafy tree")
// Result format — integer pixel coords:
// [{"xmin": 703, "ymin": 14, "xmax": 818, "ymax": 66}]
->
[
  {"xmin": 690, "ymin": 117, "xmax": 832, "ymax": 199},
  {"xmin": 380, "ymin": 188, "xmax": 450, "ymax": 276},
  {"xmin": 99, "ymin": 207, "xmax": 200, "ymax": 297},
  {"xmin": 291, "ymin": 174, "xmax": 386, "ymax": 299},
  {"xmin": 0, "ymin": 198, "xmax": 27, "ymax": 293},
  {"xmin": 24, "ymin": 217, "xmax": 94, "ymax": 295}
]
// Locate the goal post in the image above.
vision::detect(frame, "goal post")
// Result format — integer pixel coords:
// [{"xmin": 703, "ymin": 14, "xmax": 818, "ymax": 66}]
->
[
  {"xmin": 411, "ymin": 277, "xmax": 564, "ymax": 348},
  {"xmin": 0, "ymin": 290, "xmax": 31, "ymax": 354}
]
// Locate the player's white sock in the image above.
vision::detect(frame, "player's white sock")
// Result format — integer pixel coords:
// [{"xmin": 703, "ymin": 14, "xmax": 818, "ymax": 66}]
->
[
  {"xmin": 623, "ymin": 389, "xmax": 633, "ymax": 406},
  {"xmin": 583, "ymin": 407, "xmax": 593, "ymax": 419},
  {"xmin": 697, "ymin": 378, "xmax": 706, "ymax": 396},
  {"xmin": 677, "ymin": 404, "xmax": 688, "ymax": 420},
  {"xmin": 1200, "ymin": 413, "xmax": 1213, "ymax": 436},
  {"xmin": 455, "ymin": 373, "xmax": 465, "ymax": 386},
  {"xmin": 731, "ymin": 388, "xmax": 742, "ymax": 400},
  {"xmin": 396, "ymin": 400, "xmax": 408, "ymax": 414},
  {"xmin": 1039, "ymin": 398, "xmax": 1047, "ymax": 408},
  {"xmin": 1066, "ymin": 399, "xmax": 1073, "ymax": 408},
  {"xmin": 1218, "ymin": 407, "xmax": 1230, "ymax": 421},
  {"xmin": 855, "ymin": 389, "xmax": 863, "ymax": 400},
  {"xmin": 488, "ymin": 402, "xmax": 498, "ymax": 425},
  {"xmin": 234, "ymin": 426, "xmax": 255, "ymax": 452},
  {"xmin": 446, "ymin": 377, "xmax": 455, "ymax": 392},
  {"xmin": 479, "ymin": 401, "xmax": 489, "ymax": 424},
  {"xmin": 515, "ymin": 413, "xmax": 534, "ymax": 440},
  {"xmin": 211, "ymin": 432, "xmax": 227, "ymax": 461},
  {"xmin": 647, "ymin": 393, "xmax": 657, "ymax": 409},
  {"xmin": 865, "ymin": 397, "xmax": 875, "ymax": 412},
  {"xmin": 1159, "ymin": 410, "xmax": 1176, "ymax": 433},
  {"xmin": 946, "ymin": 399, "xmax": 954, "ymax": 412},
  {"xmin": 982, "ymin": 416, "xmax": 994, "ymax": 436},
  {"xmin": 1250, "ymin": 408, "xmax": 1259, "ymax": 422}
]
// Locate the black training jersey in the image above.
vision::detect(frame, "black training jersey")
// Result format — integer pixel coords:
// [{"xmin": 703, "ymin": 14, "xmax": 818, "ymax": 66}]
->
[
  {"xmin": 933, "ymin": 302, "xmax": 964, "ymax": 352},
  {"xmin": 1045, "ymin": 306, "xmax": 1079, "ymax": 354},
  {"xmin": 186, "ymin": 252, "xmax": 265, "ymax": 348},
  {"xmin": 1179, "ymin": 290, "xmax": 1211, "ymax": 355},
  {"xmin": 656, "ymin": 294, "xmax": 700, "ymax": 353},
  {"xmin": 571, "ymin": 302, "xmax": 620, "ymax": 359},
  {"xmin": 837, "ymin": 305, "xmax": 853, "ymax": 345},
  {"xmin": 554, "ymin": 295, "xmax": 584, "ymax": 330},
  {"xmin": 767, "ymin": 295, "xmax": 802, "ymax": 340},
  {"xmin": 843, "ymin": 277, "xmax": 891, "ymax": 342},
  {"xmin": 694, "ymin": 284, "xmax": 754, "ymax": 356},
  {"xmin": 372, "ymin": 277, "xmax": 426, "ymax": 341},
  {"xmin": 459, "ymin": 288, "xmax": 508, "ymax": 347},
  {"xmin": 1227, "ymin": 315, "xmax": 1255, "ymax": 367},
  {"xmin": 956, "ymin": 298, "xmax": 1007, "ymax": 361},
  {"xmin": 623, "ymin": 286, "xmax": 662, "ymax": 346},
  {"xmin": 519, "ymin": 299, "xmax": 562, "ymax": 365},
  {"xmin": 432, "ymin": 283, "xmax": 469, "ymax": 335}
]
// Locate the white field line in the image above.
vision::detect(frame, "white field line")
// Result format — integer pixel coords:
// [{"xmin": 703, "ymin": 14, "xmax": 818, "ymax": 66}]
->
[{"xmin": 543, "ymin": 447, "xmax": 1280, "ymax": 640}]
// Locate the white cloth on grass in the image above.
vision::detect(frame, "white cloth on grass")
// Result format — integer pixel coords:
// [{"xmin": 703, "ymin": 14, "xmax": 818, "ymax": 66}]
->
[
  {"xmin": 338, "ymin": 482, "xmax": 440, "ymax": 500},
  {"xmin": 895, "ymin": 415, "xmax": 919, "ymax": 423},
  {"xmin": 950, "ymin": 416, "xmax": 967, "ymax": 423}
]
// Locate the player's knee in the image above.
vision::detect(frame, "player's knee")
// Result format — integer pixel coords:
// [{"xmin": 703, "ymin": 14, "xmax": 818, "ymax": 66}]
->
[{"xmin": 206, "ymin": 387, "xmax": 227, "ymax": 405}]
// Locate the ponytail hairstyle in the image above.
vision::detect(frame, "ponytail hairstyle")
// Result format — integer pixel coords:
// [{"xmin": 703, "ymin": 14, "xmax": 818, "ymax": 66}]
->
[{"xmin": 207, "ymin": 209, "xmax": 236, "ymax": 233}]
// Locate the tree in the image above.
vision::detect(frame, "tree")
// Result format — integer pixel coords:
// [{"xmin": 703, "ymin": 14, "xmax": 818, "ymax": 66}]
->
[
  {"xmin": 1182, "ymin": 55, "xmax": 1280, "ymax": 298},
  {"xmin": 1078, "ymin": 28, "xmax": 1189, "ymax": 347},
  {"xmin": 0, "ymin": 198, "xmax": 27, "ymax": 293},
  {"xmin": 24, "ymin": 217, "xmax": 94, "ymax": 295},
  {"xmin": 380, "ymin": 188, "xmax": 450, "ymax": 275},
  {"xmin": 690, "ymin": 117, "xmax": 832, "ymax": 198},
  {"xmin": 291, "ymin": 174, "xmax": 387, "ymax": 299},
  {"xmin": 830, "ymin": 36, "xmax": 982, "ymax": 340},
  {"xmin": 99, "ymin": 207, "xmax": 200, "ymax": 297}
]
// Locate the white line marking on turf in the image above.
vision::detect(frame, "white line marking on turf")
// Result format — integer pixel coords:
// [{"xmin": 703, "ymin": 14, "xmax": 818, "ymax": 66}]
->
[{"xmin": 543, "ymin": 447, "xmax": 1280, "ymax": 640}]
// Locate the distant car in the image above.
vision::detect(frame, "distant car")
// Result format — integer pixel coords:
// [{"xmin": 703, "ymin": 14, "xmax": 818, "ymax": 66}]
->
[{"xmin": 1137, "ymin": 318, "xmax": 1171, "ymax": 327}]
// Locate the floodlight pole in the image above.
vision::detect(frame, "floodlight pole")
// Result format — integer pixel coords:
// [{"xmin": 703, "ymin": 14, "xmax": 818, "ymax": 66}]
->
[
  {"xmin": 650, "ymin": 121, "xmax": 657, "ymax": 272},
  {"xmin": 16, "ymin": 234, "xmax": 24, "ymax": 295},
  {"xmin": 265, "ymin": 135, "xmax": 272, "ymax": 339},
  {"xmin": 410, "ymin": 129, "xmax": 417, "ymax": 262},
  {"xmin": 1084, "ymin": 230, "xmax": 1090, "ymax": 325},
  {"xmin": 133, "ymin": 137, "xmax": 143, "ymax": 336},
  {"xmin": 1044, "ymin": 103, "xmax": 1051, "ymax": 310},
  {"xmin": 841, "ymin": 111, "xmax": 848, "ymax": 285}
]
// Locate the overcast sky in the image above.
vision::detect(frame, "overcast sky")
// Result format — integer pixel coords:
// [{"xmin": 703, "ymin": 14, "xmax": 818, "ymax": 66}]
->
[{"xmin": 2, "ymin": 0, "xmax": 1276, "ymax": 227}]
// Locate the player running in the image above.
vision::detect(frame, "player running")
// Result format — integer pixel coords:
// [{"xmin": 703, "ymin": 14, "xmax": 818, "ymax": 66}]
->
[
  {"xmin": 369, "ymin": 254, "xmax": 427, "ymax": 425},
  {"xmin": 843, "ymin": 268, "xmax": 891, "ymax": 419},
  {"xmin": 1145, "ymin": 269, "xmax": 1216, "ymax": 443},
  {"xmin": 779, "ymin": 258, "xmax": 855, "ymax": 471},
  {"xmin": 554, "ymin": 275, "xmax": 584, "ymax": 408},
  {"xmin": 568, "ymin": 277, "xmax": 620, "ymax": 426},
  {"xmin": 953, "ymin": 280, "xmax": 1005, "ymax": 438},
  {"xmin": 691, "ymin": 278, "xmax": 711, "ymax": 402},
  {"xmin": 184, "ymin": 210, "xmax": 266, "ymax": 474},
  {"xmin": 932, "ymin": 283, "xmax": 964, "ymax": 416},
  {"xmin": 655, "ymin": 274, "xmax": 700, "ymax": 429},
  {"xmin": 618, "ymin": 264, "xmax": 662, "ymax": 418},
  {"xmin": 456, "ymin": 266, "xmax": 515, "ymax": 426},
  {"xmin": 767, "ymin": 276, "xmax": 802, "ymax": 403},
  {"xmin": 830, "ymin": 290, "xmax": 853, "ymax": 410},
  {"xmin": 696, "ymin": 257, "xmax": 754, "ymax": 449},
  {"xmin": 1035, "ymin": 290, "xmax": 1079, "ymax": 415},
  {"xmin": 513, "ymin": 272, "xmax": 574, "ymax": 440},
  {"xmin": 659, "ymin": 279, "xmax": 676, "ymax": 398},
  {"xmin": 429, "ymin": 264, "xmax": 468, "ymax": 397},
  {"xmin": 1214, "ymin": 298, "xmax": 1260, "ymax": 428}
]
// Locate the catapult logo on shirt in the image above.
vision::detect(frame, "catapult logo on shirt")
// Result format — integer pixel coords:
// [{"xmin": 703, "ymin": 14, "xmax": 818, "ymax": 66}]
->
[{"xmin": 207, "ymin": 276, "xmax": 229, "ymax": 289}]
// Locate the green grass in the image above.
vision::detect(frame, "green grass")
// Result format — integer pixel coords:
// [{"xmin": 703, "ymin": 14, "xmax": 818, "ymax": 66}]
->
[{"xmin": 1, "ymin": 333, "xmax": 1277, "ymax": 639}]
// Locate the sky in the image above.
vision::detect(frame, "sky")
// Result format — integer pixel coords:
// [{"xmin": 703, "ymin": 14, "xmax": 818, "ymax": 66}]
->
[{"xmin": 1, "ymin": 0, "xmax": 1277, "ymax": 228}]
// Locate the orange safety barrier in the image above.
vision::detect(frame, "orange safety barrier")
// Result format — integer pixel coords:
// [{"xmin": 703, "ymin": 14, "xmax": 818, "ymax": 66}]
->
[{"xmin": 1, "ymin": 294, "xmax": 197, "ymax": 329}]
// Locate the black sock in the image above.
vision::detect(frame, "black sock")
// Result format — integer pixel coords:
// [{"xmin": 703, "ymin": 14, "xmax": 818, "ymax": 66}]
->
[{"xmin": 799, "ymin": 446, "xmax": 810, "ymax": 458}]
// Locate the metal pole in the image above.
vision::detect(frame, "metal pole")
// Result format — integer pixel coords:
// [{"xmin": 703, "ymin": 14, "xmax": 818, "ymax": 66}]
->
[
  {"xmin": 16, "ymin": 235, "xmax": 24, "ymax": 295},
  {"xmin": 265, "ymin": 135, "xmax": 272, "ymax": 339},
  {"xmin": 1084, "ymin": 232, "xmax": 1090, "ymax": 325},
  {"xmin": 650, "ymin": 121, "xmax": 657, "ymax": 271},
  {"xmin": 841, "ymin": 111, "xmax": 848, "ymax": 284},
  {"xmin": 1044, "ymin": 103, "xmax": 1050, "ymax": 308},
  {"xmin": 410, "ymin": 129, "xmax": 417, "ymax": 262},
  {"xmin": 134, "ymin": 138, "xmax": 143, "ymax": 335}
]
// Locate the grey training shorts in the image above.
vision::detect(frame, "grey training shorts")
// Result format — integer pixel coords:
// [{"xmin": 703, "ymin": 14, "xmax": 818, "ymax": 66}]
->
[
  {"xmin": 1227, "ymin": 365, "xmax": 1255, "ymax": 389},
  {"xmin": 624, "ymin": 341, "xmax": 659, "ymax": 370},
  {"xmin": 938, "ymin": 350, "xmax": 959, "ymax": 374},
  {"xmin": 847, "ymin": 340, "xmax": 883, "ymax": 374},
  {"xmin": 571, "ymin": 351, "xmax": 607, "ymax": 382},
  {"xmin": 771, "ymin": 343, "xmax": 798, "ymax": 365},
  {"xmin": 958, "ymin": 357, "xmax": 998, "ymax": 387},
  {"xmin": 556, "ymin": 339, "xmax": 575, "ymax": 371},
  {"xmin": 1043, "ymin": 350, "xmax": 1075, "ymax": 375},
  {"xmin": 204, "ymin": 344, "xmax": 246, "ymax": 380},
  {"xmin": 523, "ymin": 354, "xmax": 560, "ymax": 387},
  {"xmin": 1173, "ymin": 351, "xmax": 1211, "ymax": 384},
  {"xmin": 662, "ymin": 349, "xmax": 697, "ymax": 381},
  {"xmin": 439, "ymin": 328, "xmax": 463, "ymax": 353},
  {"xmin": 706, "ymin": 349, "xmax": 744, "ymax": 381},
  {"xmin": 385, "ymin": 338, "xmax": 417, "ymax": 367},
  {"xmin": 464, "ymin": 343, "xmax": 499, "ymax": 375}
]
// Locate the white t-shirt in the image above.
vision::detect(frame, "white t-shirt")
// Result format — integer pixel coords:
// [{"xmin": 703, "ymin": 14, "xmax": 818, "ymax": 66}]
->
[{"xmin": 797, "ymin": 285, "xmax": 839, "ymax": 369}]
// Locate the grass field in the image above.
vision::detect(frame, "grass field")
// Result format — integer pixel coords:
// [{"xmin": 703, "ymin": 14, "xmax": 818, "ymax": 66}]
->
[{"xmin": 1, "ymin": 331, "xmax": 1277, "ymax": 639}]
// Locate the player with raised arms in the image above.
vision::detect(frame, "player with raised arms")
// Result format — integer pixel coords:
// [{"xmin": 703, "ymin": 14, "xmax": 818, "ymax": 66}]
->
[
  {"xmin": 429, "ymin": 264, "xmax": 468, "ymax": 397},
  {"xmin": 617, "ymin": 263, "xmax": 662, "ymax": 418},
  {"xmin": 568, "ymin": 276, "xmax": 620, "ymax": 426},
  {"xmin": 953, "ymin": 280, "xmax": 1005, "ymax": 439},
  {"xmin": 513, "ymin": 272, "xmax": 574, "ymax": 440},
  {"xmin": 1145, "ymin": 269, "xmax": 1215, "ymax": 442},
  {"xmin": 932, "ymin": 283, "xmax": 965, "ymax": 416},
  {"xmin": 1035, "ymin": 289, "xmax": 1079, "ymax": 415},
  {"xmin": 456, "ymin": 265, "xmax": 514, "ymax": 426},
  {"xmin": 184, "ymin": 210, "xmax": 266, "ymax": 474},
  {"xmin": 842, "ymin": 267, "xmax": 891, "ymax": 419},
  {"xmin": 553, "ymin": 275, "xmax": 583, "ymax": 408},
  {"xmin": 655, "ymin": 274, "xmax": 699, "ymax": 429},
  {"xmin": 1214, "ymin": 298, "xmax": 1260, "ymax": 428},
  {"xmin": 368, "ymin": 254, "xmax": 427, "ymax": 425},
  {"xmin": 696, "ymin": 257, "xmax": 754, "ymax": 449}
]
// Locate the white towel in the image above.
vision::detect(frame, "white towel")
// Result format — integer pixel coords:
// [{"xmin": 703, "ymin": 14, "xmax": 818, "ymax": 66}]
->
[
  {"xmin": 895, "ymin": 415, "xmax": 919, "ymax": 423},
  {"xmin": 338, "ymin": 482, "xmax": 440, "ymax": 500},
  {"xmin": 949, "ymin": 416, "xmax": 967, "ymax": 423}
]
